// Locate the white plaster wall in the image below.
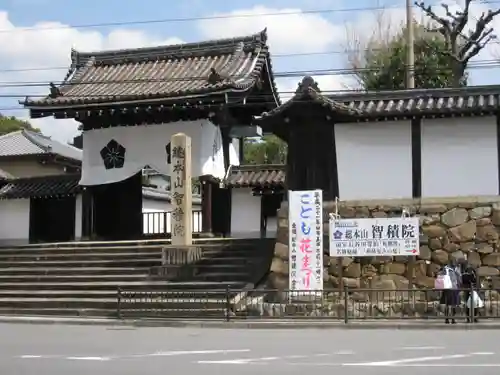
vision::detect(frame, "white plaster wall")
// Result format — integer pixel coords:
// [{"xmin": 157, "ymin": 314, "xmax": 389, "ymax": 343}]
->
[
  {"xmin": 335, "ymin": 121, "xmax": 413, "ymax": 200},
  {"xmin": 75, "ymin": 194, "xmax": 82, "ymax": 239},
  {"xmin": 0, "ymin": 199, "xmax": 30, "ymax": 244},
  {"xmin": 421, "ymin": 117, "xmax": 498, "ymax": 197},
  {"xmin": 230, "ymin": 188, "xmax": 261, "ymax": 236},
  {"xmin": 142, "ymin": 199, "xmax": 174, "ymax": 213}
]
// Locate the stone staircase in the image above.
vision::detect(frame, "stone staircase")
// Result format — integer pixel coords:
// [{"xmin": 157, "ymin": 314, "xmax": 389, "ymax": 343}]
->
[{"xmin": 0, "ymin": 238, "xmax": 275, "ymax": 318}]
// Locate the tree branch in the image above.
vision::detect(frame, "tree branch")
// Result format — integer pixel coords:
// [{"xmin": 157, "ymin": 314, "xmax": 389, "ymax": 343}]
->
[{"xmin": 415, "ymin": 1, "xmax": 452, "ymax": 37}]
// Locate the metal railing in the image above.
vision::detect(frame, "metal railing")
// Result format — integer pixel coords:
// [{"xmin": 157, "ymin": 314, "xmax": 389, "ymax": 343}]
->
[
  {"xmin": 116, "ymin": 285, "xmax": 500, "ymax": 321},
  {"xmin": 142, "ymin": 210, "xmax": 203, "ymax": 235}
]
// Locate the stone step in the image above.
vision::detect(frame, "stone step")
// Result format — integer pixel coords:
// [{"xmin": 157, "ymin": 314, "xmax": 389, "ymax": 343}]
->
[
  {"xmin": 0, "ymin": 245, "xmax": 165, "ymax": 255},
  {"xmin": 195, "ymin": 264, "xmax": 252, "ymax": 274},
  {"xmin": 0, "ymin": 290, "xmax": 121, "ymax": 299},
  {"xmin": 194, "ymin": 272, "xmax": 253, "ymax": 282},
  {"xmin": 0, "ymin": 267, "xmax": 152, "ymax": 276},
  {"xmin": 0, "ymin": 259, "xmax": 163, "ymax": 268},
  {"xmin": 0, "ymin": 297, "xmax": 227, "ymax": 310},
  {"xmin": 0, "ymin": 274, "xmax": 151, "ymax": 283},
  {"xmin": 0, "ymin": 289, "xmax": 236, "ymax": 300},
  {"xmin": 0, "ymin": 252, "xmax": 162, "ymax": 262},
  {"xmin": 0, "ymin": 238, "xmax": 257, "ymax": 250},
  {"xmin": 0, "ymin": 307, "xmax": 226, "ymax": 318},
  {"xmin": 197, "ymin": 256, "xmax": 256, "ymax": 264},
  {"xmin": 0, "ymin": 281, "xmax": 246, "ymax": 291}
]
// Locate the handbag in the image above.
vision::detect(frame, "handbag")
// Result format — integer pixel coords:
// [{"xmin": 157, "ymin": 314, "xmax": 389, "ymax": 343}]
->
[
  {"xmin": 466, "ymin": 291, "xmax": 484, "ymax": 308},
  {"xmin": 434, "ymin": 276, "xmax": 445, "ymax": 289},
  {"xmin": 435, "ymin": 270, "xmax": 453, "ymax": 290}
]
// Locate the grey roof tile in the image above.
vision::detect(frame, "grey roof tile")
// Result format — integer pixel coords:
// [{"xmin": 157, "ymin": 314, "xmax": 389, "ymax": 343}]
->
[
  {"xmin": 256, "ymin": 77, "xmax": 500, "ymax": 122},
  {"xmin": 0, "ymin": 174, "xmax": 82, "ymax": 199},
  {"xmin": 226, "ymin": 164, "xmax": 285, "ymax": 188},
  {"xmin": 0, "ymin": 130, "xmax": 82, "ymax": 161}
]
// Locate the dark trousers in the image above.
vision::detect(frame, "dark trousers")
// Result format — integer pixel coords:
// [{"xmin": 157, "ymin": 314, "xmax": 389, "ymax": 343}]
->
[{"xmin": 464, "ymin": 290, "xmax": 480, "ymax": 321}]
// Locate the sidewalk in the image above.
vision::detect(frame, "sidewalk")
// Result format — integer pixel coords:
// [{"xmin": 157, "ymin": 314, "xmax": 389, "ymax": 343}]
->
[{"xmin": 1, "ymin": 315, "xmax": 500, "ymax": 329}]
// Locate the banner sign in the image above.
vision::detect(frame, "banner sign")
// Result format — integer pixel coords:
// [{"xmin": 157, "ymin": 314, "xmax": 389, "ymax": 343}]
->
[
  {"xmin": 329, "ymin": 217, "xmax": 419, "ymax": 257},
  {"xmin": 288, "ymin": 190, "xmax": 323, "ymax": 291}
]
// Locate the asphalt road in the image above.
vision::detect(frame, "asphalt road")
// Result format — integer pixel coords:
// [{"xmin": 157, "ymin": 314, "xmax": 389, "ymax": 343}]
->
[{"xmin": 1, "ymin": 323, "xmax": 500, "ymax": 375}]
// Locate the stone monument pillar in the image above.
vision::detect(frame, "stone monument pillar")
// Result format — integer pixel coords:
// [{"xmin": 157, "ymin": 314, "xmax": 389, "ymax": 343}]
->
[{"xmin": 170, "ymin": 133, "xmax": 193, "ymax": 246}]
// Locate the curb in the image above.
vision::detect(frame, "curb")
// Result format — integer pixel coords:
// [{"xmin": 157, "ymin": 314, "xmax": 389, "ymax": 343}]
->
[{"xmin": 0, "ymin": 316, "xmax": 500, "ymax": 330}]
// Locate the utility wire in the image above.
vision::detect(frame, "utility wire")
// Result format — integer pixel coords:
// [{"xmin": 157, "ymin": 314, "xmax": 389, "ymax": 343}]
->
[
  {"xmin": 0, "ymin": 58, "xmax": 497, "ymax": 92},
  {"xmin": 0, "ymin": 0, "xmax": 498, "ymax": 33},
  {"xmin": 0, "ymin": 1, "xmax": 498, "ymax": 73}
]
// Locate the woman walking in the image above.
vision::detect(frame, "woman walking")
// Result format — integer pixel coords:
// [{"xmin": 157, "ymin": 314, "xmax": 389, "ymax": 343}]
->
[
  {"xmin": 462, "ymin": 264, "xmax": 480, "ymax": 323},
  {"xmin": 438, "ymin": 259, "xmax": 462, "ymax": 324}
]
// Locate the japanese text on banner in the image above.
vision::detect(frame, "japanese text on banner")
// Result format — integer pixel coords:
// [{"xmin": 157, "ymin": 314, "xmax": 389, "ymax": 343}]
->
[
  {"xmin": 329, "ymin": 217, "xmax": 419, "ymax": 257},
  {"xmin": 288, "ymin": 190, "xmax": 323, "ymax": 291}
]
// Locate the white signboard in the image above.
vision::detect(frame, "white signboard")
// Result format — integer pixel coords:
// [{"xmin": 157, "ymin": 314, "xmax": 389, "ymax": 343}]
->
[
  {"xmin": 329, "ymin": 217, "xmax": 419, "ymax": 257},
  {"xmin": 288, "ymin": 190, "xmax": 323, "ymax": 291}
]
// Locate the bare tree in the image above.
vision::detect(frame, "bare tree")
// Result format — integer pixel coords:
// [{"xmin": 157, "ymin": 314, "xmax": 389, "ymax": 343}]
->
[
  {"xmin": 344, "ymin": 8, "xmax": 402, "ymax": 89},
  {"xmin": 416, "ymin": 0, "xmax": 500, "ymax": 86}
]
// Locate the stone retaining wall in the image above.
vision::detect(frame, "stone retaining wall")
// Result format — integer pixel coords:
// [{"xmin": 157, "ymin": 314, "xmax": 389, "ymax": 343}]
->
[{"xmin": 268, "ymin": 196, "xmax": 500, "ymax": 293}]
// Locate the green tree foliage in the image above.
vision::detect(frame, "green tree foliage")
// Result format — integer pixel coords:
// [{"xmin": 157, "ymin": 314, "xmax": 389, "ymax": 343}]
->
[
  {"xmin": 346, "ymin": 1, "xmax": 500, "ymax": 90},
  {"xmin": 243, "ymin": 135, "xmax": 287, "ymax": 165},
  {"xmin": 0, "ymin": 114, "xmax": 40, "ymax": 136},
  {"xmin": 358, "ymin": 24, "xmax": 466, "ymax": 90}
]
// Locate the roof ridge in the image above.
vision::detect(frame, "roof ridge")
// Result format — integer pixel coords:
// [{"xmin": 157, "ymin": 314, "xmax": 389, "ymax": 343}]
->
[
  {"xmin": 6, "ymin": 173, "xmax": 81, "ymax": 183},
  {"xmin": 71, "ymin": 29, "xmax": 268, "ymax": 65},
  {"xmin": 234, "ymin": 164, "xmax": 286, "ymax": 170},
  {"xmin": 21, "ymin": 129, "xmax": 51, "ymax": 153},
  {"xmin": 329, "ymin": 84, "xmax": 500, "ymax": 102}
]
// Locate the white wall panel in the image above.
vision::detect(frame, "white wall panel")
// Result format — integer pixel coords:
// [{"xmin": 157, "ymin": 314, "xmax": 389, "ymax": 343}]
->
[
  {"xmin": 335, "ymin": 121, "xmax": 413, "ymax": 200},
  {"xmin": 421, "ymin": 117, "xmax": 498, "ymax": 197}
]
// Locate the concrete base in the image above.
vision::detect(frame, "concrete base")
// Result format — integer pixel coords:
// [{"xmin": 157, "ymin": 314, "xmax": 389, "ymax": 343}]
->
[
  {"xmin": 151, "ymin": 246, "xmax": 204, "ymax": 281},
  {"xmin": 161, "ymin": 246, "xmax": 203, "ymax": 265}
]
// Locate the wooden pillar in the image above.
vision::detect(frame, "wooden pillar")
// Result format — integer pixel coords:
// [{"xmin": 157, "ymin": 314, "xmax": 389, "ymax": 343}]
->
[
  {"xmin": 496, "ymin": 114, "xmax": 500, "ymax": 194},
  {"xmin": 81, "ymin": 187, "xmax": 93, "ymax": 239},
  {"xmin": 239, "ymin": 137, "xmax": 244, "ymax": 163},
  {"xmin": 170, "ymin": 133, "xmax": 192, "ymax": 246},
  {"xmin": 220, "ymin": 126, "xmax": 232, "ymax": 236},
  {"xmin": 201, "ymin": 178, "xmax": 213, "ymax": 233}
]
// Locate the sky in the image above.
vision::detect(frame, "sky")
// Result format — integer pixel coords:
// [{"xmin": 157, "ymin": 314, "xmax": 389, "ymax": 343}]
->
[{"xmin": 1, "ymin": 0, "xmax": 500, "ymax": 143}]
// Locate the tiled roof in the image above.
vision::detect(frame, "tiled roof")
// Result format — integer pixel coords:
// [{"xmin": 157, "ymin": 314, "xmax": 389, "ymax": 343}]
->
[
  {"xmin": 22, "ymin": 29, "xmax": 279, "ymax": 109},
  {"xmin": 0, "ymin": 173, "xmax": 204, "ymax": 202},
  {"xmin": 0, "ymin": 168, "xmax": 12, "ymax": 180},
  {"xmin": 257, "ymin": 76, "xmax": 362, "ymax": 121},
  {"xmin": 255, "ymin": 77, "xmax": 500, "ymax": 123},
  {"xmin": 226, "ymin": 164, "xmax": 285, "ymax": 188},
  {"xmin": 331, "ymin": 85, "xmax": 500, "ymax": 118},
  {"xmin": 0, "ymin": 174, "xmax": 82, "ymax": 200},
  {"xmin": 0, "ymin": 130, "xmax": 82, "ymax": 161}
]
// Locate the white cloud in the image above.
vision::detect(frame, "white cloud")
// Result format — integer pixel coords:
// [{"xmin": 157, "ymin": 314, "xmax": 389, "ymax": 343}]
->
[
  {"xmin": 197, "ymin": 6, "xmax": 340, "ymax": 54},
  {"xmin": 0, "ymin": 11, "xmax": 183, "ymax": 143},
  {"xmin": 197, "ymin": 5, "xmax": 350, "ymax": 100}
]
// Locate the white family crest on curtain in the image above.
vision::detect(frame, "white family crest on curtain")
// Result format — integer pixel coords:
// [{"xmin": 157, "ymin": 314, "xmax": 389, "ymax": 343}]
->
[{"xmin": 80, "ymin": 120, "xmax": 227, "ymax": 186}]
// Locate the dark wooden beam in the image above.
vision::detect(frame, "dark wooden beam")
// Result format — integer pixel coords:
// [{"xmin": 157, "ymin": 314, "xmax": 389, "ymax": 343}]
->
[
  {"xmin": 497, "ymin": 114, "xmax": 500, "ymax": 195},
  {"xmin": 200, "ymin": 178, "xmax": 213, "ymax": 233},
  {"xmin": 411, "ymin": 118, "xmax": 422, "ymax": 198}
]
